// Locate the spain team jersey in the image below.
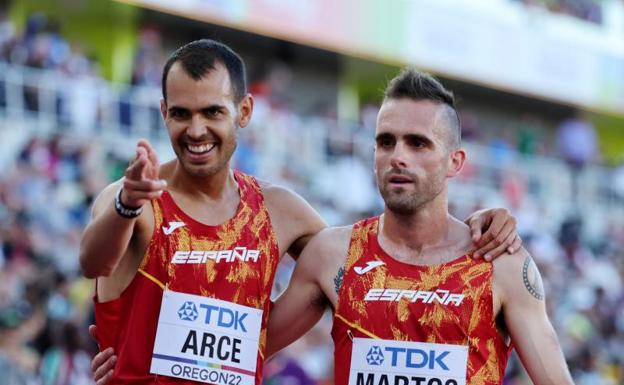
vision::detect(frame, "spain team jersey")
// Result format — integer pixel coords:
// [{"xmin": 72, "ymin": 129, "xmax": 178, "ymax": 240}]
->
[
  {"xmin": 332, "ymin": 217, "xmax": 512, "ymax": 385},
  {"xmin": 94, "ymin": 171, "xmax": 280, "ymax": 385}
]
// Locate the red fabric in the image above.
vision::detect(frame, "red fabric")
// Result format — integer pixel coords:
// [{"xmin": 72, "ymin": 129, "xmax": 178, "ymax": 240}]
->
[
  {"xmin": 94, "ymin": 171, "xmax": 280, "ymax": 384},
  {"xmin": 332, "ymin": 216, "xmax": 512, "ymax": 385}
]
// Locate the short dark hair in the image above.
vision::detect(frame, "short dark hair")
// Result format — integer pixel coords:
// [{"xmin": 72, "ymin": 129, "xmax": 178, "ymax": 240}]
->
[
  {"xmin": 161, "ymin": 39, "xmax": 247, "ymax": 103},
  {"xmin": 384, "ymin": 68, "xmax": 461, "ymax": 149}
]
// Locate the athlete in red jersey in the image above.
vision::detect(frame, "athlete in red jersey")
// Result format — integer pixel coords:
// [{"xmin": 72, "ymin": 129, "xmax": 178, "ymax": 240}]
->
[
  {"xmin": 265, "ymin": 69, "xmax": 574, "ymax": 385},
  {"xmin": 80, "ymin": 40, "xmax": 326, "ymax": 385},
  {"xmin": 83, "ymin": 40, "xmax": 522, "ymax": 385}
]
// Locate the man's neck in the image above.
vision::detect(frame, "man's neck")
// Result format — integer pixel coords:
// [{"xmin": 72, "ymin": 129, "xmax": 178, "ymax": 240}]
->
[
  {"xmin": 379, "ymin": 197, "xmax": 471, "ymax": 264},
  {"xmin": 170, "ymin": 162, "xmax": 238, "ymax": 202},
  {"xmin": 381, "ymin": 204, "xmax": 449, "ymax": 252}
]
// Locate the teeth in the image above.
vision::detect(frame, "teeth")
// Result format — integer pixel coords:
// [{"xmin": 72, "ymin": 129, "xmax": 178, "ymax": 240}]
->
[{"xmin": 187, "ymin": 143, "xmax": 215, "ymax": 154}]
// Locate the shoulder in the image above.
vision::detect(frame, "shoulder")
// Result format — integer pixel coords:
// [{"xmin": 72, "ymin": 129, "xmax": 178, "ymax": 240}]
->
[
  {"xmin": 300, "ymin": 225, "xmax": 353, "ymax": 268},
  {"xmin": 258, "ymin": 179, "xmax": 326, "ymax": 231},
  {"xmin": 309, "ymin": 226, "xmax": 353, "ymax": 254},
  {"xmin": 491, "ymin": 247, "xmax": 533, "ymax": 279},
  {"xmin": 492, "ymin": 247, "xmax": 545, "ymax": 304},
  {"xmin": 258, "ymin": 180, "xmax": 309, "ymax": 210}
]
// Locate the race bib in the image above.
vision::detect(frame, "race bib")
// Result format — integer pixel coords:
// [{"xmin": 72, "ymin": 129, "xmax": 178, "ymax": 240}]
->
[
  {"xmin": 150, "ymin": 290, "xmax": 263, "ymax": 385},
  {"xmin": 349, "ymin": 338, "xmax": 468, "ymax": 385}
]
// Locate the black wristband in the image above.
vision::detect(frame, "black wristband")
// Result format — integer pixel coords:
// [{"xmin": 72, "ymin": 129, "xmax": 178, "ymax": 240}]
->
[{"xmin": 114, "ymin": 188, "xmax": 143, "ymax": 218}]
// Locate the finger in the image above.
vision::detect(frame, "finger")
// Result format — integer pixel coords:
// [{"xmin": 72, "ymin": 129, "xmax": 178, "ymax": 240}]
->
[
  {"xmin": 125, "ymin": 149, "xmax": 149, "ymax": 181},
  {"xmin": 477, "ymin": 213, "xmax": 507, "ymax": 248},
  {"xmin": 474, "ymin": 220, "xmax": 515, "ymax": 259},
  {"xmin": 507, "ymin": 235, "xmax": 522, "ymax": 254},
  {"xmin": 88, "ymin": 324, "xmax": 97, "ymax": 341},
  {"xmin": 91, "ymin": 347, "xmax": 114, "ymax": 373},
  {"xmin": 123, "ymin": 178, "xmax": 167, "ymax": 192},
  {"xmin": 138, "ymin": 139, "xmax": 160, "ymax": 179},
  {"xmin": 96, "ymin": 368, "xmax": 114, "ymax": 385},
  {"xmin": 94, "ymin": 355, "xmax": 117, "ymax": 382},
  {"xmin": 469, "ymin": 219, "xmax": 482, "ymax": 243},
  {"xmin": 483, "ymin": 231, "xmax": 516, "ymax": 261}
]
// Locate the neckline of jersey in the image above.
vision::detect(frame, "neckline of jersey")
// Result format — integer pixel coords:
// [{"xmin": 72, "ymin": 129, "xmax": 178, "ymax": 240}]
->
[
  {"xmin": 160, "ymin": 170, "xmax": 246, "ymax": 230},
  {"xmin": 369, "ymin": 216, "xmax": 473, "ymax": 271}
]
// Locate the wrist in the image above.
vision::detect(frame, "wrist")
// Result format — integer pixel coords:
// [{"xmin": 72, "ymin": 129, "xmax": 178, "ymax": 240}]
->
[{"xmin": 114, "ymin": 188, "xmax": 143, "ymax": 219}]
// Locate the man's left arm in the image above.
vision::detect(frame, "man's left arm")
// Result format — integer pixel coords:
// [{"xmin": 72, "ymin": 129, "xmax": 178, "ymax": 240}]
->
[
  {"xmin": 465, "ymin": 208, "xmax": 522, "ymax": 260},
  {"xmin": 494, "ymin": 249, "xmax": 574, "ymax": 385}
]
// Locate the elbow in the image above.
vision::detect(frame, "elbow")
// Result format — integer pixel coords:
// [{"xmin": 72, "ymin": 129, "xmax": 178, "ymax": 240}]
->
[{"xmin": 79, "ymin": 251, "xmax": 113, "ymax": 278}]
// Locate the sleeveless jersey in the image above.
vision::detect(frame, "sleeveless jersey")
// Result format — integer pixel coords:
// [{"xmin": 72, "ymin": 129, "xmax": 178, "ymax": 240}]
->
[
  {"xmin": 332, "ymin": 217, "xmax": 511, "ymax": 385},
  {"xmin": 94, "ymin": 171, "xmax": 280, "ymax": 385}
]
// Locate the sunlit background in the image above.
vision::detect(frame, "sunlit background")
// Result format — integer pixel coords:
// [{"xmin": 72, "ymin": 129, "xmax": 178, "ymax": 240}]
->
[{"xmin": 0, "ymin": 0, "xmax": 623, "ymax": 384}]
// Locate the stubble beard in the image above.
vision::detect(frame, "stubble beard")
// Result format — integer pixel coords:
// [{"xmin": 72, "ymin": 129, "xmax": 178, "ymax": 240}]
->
[{"xmin": 378, "ymin": 172, "xmax": 445, "ymax": 216}]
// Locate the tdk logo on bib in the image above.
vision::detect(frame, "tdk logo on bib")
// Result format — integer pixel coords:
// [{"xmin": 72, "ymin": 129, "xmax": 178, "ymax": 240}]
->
[
  {"xmin": 178, "ymin": 301, "xmax": 199, "ymax": 321},
  {"xmin": 176, "ymin": 298, "xmax": 249, "ymax": 332},
  {"xmin": 349, "ymin": 338, "xmax": 468, "ymax": 385},
  {"xmin": 384, "ymin": 346, "xmax": 449, "ymax": 370},
  {"xmin": 198, "ymin": 304, "xmax": 248, "ymax": 332},
  {"xmin": 366, "ymin": 346, "xmax": 384, "ymax": 365}
]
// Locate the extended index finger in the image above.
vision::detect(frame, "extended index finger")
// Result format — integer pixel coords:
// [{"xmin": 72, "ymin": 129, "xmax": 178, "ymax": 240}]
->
[
  {"xmin": 126, "ymin": 147, "xmax": 149, "ymax": 181},
  {"xmin": 137, "ymin": 139, "xmax": 160, "ymax": 179}
]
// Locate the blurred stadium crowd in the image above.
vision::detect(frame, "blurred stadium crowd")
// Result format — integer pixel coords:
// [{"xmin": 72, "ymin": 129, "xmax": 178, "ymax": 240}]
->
[
  {"xmin": 512, "ymin": 0, "xmax": 605, "ymax": 23},
  {"xmin": 1, "ymin": 6, "xmax": 624, "ymax": 385}
]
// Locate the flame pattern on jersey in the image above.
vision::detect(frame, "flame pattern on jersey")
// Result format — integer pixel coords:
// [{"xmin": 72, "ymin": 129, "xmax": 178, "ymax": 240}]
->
[
  {"xmin": 94, "ymin": 171, "xmax": 279, "ymax": 385},
  {"xmin": 332, "ymin": 217, "xmax": 512, "ymax": 385}
]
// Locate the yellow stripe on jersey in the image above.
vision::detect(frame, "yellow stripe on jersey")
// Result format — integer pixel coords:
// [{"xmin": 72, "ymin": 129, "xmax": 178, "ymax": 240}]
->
[
  {"xmin": 335, "ymin": 314, "xmax": 381, "ymax": 339},
  {"xmin": 138, "ymin": 268, "xmax": 165, "ymax": 290}
]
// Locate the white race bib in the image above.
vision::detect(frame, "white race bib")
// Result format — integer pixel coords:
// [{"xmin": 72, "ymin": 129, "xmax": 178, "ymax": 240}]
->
[
  {"xmin": 349, "ymin": 338, "xmax": 468, "ymax": 385},
  {"xmin": 150, "ymin": 290, "xmax": 263, "ymax": 385}
]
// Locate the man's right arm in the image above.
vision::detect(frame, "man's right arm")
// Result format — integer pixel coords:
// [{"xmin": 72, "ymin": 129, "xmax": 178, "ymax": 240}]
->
[
  {"xmin": 80, "ymin": 140, "xmax": 164, "ymax": 279},
  {"xmin": 80, "ymin": 182, "xmax": 143, "ymax": 278}
]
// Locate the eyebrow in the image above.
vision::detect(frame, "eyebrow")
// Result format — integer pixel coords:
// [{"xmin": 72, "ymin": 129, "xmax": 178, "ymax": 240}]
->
[
  {"xmin": 375, "ymin": 132, "xmax": 433, "ymax": 144},
  {"xmin": 404, "ymin": 133, "xmax": 434, "ymax": 145},
  {"xmin": 168, "ymin": 104, "xmax": 228, "ymax": 112}
]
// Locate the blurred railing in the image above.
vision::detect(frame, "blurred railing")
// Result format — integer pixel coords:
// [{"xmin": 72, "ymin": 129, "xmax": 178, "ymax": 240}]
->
[{"xmin": 0, "ymin": 62, "xmax": 621, "ymax": 236}]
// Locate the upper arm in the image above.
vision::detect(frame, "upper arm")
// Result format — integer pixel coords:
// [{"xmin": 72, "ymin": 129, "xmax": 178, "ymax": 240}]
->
[
  {"xmin": 262, "ymin": 182, "xmax": 327, "ymax": 259},
  {"xmin": 494, "ymin": 249, "xmax": 574, "ymax": 385},
  {"xmin": 266, "ymin": 233, "xmax": 328, "ymax": 356},
  {"xmin": 266, "ymin": 226, "xmax": 350, "ymax": 356}
]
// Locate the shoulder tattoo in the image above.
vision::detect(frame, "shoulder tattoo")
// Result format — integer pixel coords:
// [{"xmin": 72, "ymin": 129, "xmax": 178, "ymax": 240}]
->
[
  {"xmin": 522, "ymin": 255, "xmax": 544, "ymax": 300},
  {"xmin": 334, "ymin": 267, "xmax": 345, "ymax": 295}
]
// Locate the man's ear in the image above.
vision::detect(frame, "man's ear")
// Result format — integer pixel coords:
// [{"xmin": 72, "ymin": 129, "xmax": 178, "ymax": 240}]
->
[
  {"xmin": 160, "ymin": 99, "xmax": 167, "ymax": 120},
  {"xmin": 237, "ymin": 94, "xmax": 254, "ymax": 128},
  {"xmin": 447, "ymin": 148, "xmax": 466, "ymax": 178}
]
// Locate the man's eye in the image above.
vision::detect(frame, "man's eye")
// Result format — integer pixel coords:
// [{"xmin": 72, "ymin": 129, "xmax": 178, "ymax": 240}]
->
[
  {"xmin": 170, "ymin": 110, "xmax": 188, "ymax": 119},
  {"xmin": 204, "ymin": 108, "xmax": 222, "ymax": 117},
  {"xmin": 378, "ymin": 138, "xmax": 394, "ymax": 147}
]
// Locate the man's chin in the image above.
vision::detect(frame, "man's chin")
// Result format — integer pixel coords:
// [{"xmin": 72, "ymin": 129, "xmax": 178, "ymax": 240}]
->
[{"xmin": 181, "ymin": 162, "xmax": 223, "ymax": 178}]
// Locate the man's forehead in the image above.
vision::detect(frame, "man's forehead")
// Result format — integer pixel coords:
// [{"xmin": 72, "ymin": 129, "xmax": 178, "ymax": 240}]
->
[
  {"xmin": 166, "ymin": 62, "xmax": 234, "ymax": 105},
  {"xmin": 376, "ymin": 98, "xmax": 442, "ymax": 133}
]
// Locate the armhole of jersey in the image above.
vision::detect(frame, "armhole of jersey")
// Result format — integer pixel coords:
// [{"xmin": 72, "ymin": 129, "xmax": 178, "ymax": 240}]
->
[
  {"xmin": 248, "ymin": 174, "xmax": 280, "ymax": 262},
  {"xmin": 334, "ymin": 225, "xmax": 361, "ymax": 315},
  {"xmin": 136, "ymin": 198, "xmax": 166, "ymax": 287}
]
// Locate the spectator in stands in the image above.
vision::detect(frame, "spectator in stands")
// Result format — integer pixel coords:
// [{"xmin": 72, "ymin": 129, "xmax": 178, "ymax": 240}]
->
[{"xmin": 556, "ymin": 110, "xmax": 600, "ymax": 200}]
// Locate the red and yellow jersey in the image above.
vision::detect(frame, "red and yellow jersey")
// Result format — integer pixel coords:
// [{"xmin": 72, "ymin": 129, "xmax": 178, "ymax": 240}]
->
[
  {"xmin": 332, "ymin": 217, "xmax": 511, "ymax": 385},
  {"xmin": 94, "ymin": 171, "xmax": 280, "ymax": 385}
]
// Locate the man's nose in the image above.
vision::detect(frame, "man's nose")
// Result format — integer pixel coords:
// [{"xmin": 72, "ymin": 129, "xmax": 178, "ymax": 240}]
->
[
  {"xmin": 389, "ymin": 143, "xmax": 407, "ymax": 169},
  {"xmin": 187, "ymin": 115, "xmax": 207, "ymax": 138}
]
